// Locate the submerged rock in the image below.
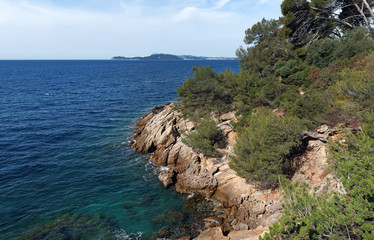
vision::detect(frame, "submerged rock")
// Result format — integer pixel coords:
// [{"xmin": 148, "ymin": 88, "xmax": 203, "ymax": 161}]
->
[
  {"xmin": 14, "ymin": 213, "xmax": 121, "ymax": 240},
  {"xmin": 150, "ymin": 194, "xmax": 221, "ymax": 240}
]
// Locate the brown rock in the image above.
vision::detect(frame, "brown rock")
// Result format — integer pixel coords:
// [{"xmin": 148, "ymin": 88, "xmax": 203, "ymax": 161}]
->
[
  {"xmin": 259, "ymin": 211, "xmax": 283, "ymax": 227},
  {"xmin": 265, "ymin": 200, "xmax": 282, "ymax": 215},
  {"xmin": 194, "ymin": 227, "xmax": 228, "ymax": 240},
  {"xmin": 158, "ymin": 169, "xmax": 176, "ymax": 188},
  {"xmin": 167, "ymin": 142, "xmax": 182, "ymax": 167},
  {"xmin": 176, "ymin": 167, "xmax": 218, "ymax": 195},
  {"xmin": 203, "ymin": 216, "xmax": 223, "ymax": 228},
  {"xmin": 234, "ymin": 206, "xmax": 250, "ymax": 224},
  {"xmin": 178, "ymin": 237, "xmax": 191, "ymax": 240},
  {"xmin": 228, "ymin": 226, "xmax": 268, "ymax": 240},
  {"xmin": 152, "ymin": 147, "xmax": 170, "ymax": 166},
  {"xmin": 232, "ymin": 222, "xmax": 249, "ymax": 231},
  {"xmin": 317, "ymin": 125, "xmax": 329, "ymax": 133},
  {"xmin": 151, "ymin": 105, "xmax": 165, "ymax": 113},
  {"xmin": 251, "ymin": 201, "xmax": 266, "ymax": 215},
  {"xmin": 219, "ymin": 112, "xmax": 237, "ymax": 122}
]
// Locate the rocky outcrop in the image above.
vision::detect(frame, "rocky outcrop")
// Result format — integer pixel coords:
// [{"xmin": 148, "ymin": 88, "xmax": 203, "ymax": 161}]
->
[
  {"xmin": 132, "ymin": 103, "xmax": 219, "ymax": 196},
  {"xmin": 131, "ymin": 104, "xmax": 281, "ymax": 238},
  {"xmin": 158, "ymin": 169, "xmax": 176, "ymax": 188},
  {"xmin": 132, "ymin": 103, "xmax": 336, "ymax": 239}
]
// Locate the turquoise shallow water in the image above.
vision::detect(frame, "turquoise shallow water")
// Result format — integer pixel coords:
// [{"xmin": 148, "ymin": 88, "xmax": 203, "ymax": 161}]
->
[{"xmin": 0, "ymin": 60, "xmax": 239, "ymax": 239}]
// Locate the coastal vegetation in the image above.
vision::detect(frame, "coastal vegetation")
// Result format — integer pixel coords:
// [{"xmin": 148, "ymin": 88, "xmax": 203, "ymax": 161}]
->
[
  {"xmin": 263, "ymin": 127, "xmax": 374, "ymax": 239},
  {"xmin": 231, "ymin": 110, "xmax": 306, "ymax": 189},
  {"xmin": 182, "ymin": 120, "xmax": 221, "ymax": 156},
  {"xmin": 176, "ymin": 0, "xmax": 374, "ymax": 238}
]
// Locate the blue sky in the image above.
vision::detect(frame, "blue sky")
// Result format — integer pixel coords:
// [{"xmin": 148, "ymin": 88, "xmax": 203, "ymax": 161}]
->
[{"xmin": 0, "ymin": 0, "xmax": 283, "ymax": 59}]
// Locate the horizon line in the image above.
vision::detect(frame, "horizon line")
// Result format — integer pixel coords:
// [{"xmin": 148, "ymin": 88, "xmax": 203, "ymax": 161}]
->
[{"xmin": 0, "ymin": 58, "xmax": 237, "ymax": 61}]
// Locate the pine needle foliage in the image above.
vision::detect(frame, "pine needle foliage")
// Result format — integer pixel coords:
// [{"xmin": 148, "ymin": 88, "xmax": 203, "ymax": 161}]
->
[
  {"xmin": 230, "ymin": 109, "xmax": 305, "ymax": 188},
  {"xmin": 182, "ymin": 120, "xmax": 221, "ymax": 156},
  {"xmin": 263, "ymin": 128, "xmax": 374, "ymax": 239},
  {"xmin": 177, "ymin": 66, "xmax": 236, "ymax": 116},
  {"xmin": 338, "ymin": 61, "xmax": 374, "ymax": 107}
]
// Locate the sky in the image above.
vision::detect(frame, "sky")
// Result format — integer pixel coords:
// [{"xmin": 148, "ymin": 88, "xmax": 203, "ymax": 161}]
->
[{"xmin": 0, "ymin": 0, "xmax": 284, "ymax": 59}]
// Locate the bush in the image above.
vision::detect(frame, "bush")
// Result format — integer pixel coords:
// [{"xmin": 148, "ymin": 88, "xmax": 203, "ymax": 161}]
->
[
  {"xmin": 282, "ymin": 67, "xmax": 310, "ymax": 86},
  {"xmin": 306, "ymin": 28, "xmax": 374, "ymax": 69},
  {"xmin": 274, "ymin": 59, "xmax": 306, "ymax": 79},
  {"xmin": 230, "ymin": 110, "xmax": 305, "ymax": 188},
  {"xmin": 253, "ymin": 78, "xmax": 288, "ymax": 107},
  {"xmin": 334, "ymin": 27, "xmax": 374, "ymax": 61},
  {"xmin": 183, "ymin": 120, "xmax": 221, "ymax": 156},
  {"xmin": 263, "ymin": 129, "xmax": 374, "ymax": 239},
  {"xmin": 306, "ymin": 38, "xmax": 340, "ymax": 68},
  {"xmin": 362, "ymin": 111, "xmax": 374, "ymax": 139},
  {"xmin": 338, "ymin": 61, "xmax": 374, "ymax": 107},
  {"xmin": 263, "ymin": 178, "xmax": 347, "ymax": 240},
  {"xmin": 177, "ymin": 66, "xmax": 236, "ymax": 116}
]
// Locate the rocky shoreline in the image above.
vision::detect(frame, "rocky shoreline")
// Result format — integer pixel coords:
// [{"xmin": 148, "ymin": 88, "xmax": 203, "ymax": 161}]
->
[{"xmin": 131, "ymin": 103, "xmax": 336, "ymax": 239}]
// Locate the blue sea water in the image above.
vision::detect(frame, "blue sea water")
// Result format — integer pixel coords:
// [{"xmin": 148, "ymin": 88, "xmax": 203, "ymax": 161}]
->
[{"xmin": 0, "ymin": 60, "xmax": 239, "ymax": 239}]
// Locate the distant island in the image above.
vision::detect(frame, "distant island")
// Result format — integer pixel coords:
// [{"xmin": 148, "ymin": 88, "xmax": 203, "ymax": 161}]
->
[{"xmin": 110, "ymin": 53, "xmax": 236, "ymax": 61}]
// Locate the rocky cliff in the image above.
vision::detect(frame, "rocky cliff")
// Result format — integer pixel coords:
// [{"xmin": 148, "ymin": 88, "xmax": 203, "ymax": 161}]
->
[{"xmin": 131, "ymin": 103, "xmax": 335, "ymax": 239}]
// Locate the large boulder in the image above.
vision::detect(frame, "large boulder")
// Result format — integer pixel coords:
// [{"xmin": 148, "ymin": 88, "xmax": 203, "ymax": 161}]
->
[{"xmin": 158, "ymin": 169, "xmax": 176, "ymax": 188}]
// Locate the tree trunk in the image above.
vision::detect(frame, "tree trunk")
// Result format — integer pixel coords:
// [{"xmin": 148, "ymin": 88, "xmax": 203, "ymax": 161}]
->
[
  {"xmin": 352, "ymin": 0, "xmax": 372, "ymax": 30},
  {"xmin": 362, "ymin": 0, "xmax": 374, "ymax": 22}
]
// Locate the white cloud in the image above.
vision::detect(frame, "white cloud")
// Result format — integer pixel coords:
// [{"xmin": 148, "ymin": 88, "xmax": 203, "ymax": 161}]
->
[
  {"xmin": 214, "ymin": 0, "xmax": 231, "ymax": 9},
  {"xmin": 172, "ymin": 0, "xmax": 236, "ymax": 23},
  {"xmin": 0, "ymin": 0, "xmax": 283, "ymax": 59},
  {"xmin": 172, "ymin": 6, "xmax": 234, "ymax": 22}
]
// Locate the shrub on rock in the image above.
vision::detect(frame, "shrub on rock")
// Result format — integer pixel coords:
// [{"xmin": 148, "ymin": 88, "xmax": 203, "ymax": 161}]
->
[
  {"xmin": 230, "ymin": 109, "xmax": 305, "ymax": 188},
  {"xmin": 183, "ymin": 120, "xmax": 221, "ymax": 156}
]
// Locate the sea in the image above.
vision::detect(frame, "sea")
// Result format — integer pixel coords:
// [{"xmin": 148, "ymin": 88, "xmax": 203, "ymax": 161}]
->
[{"xmin": 0, "ymin": 60, "xmax": 239, "ymax": 240}]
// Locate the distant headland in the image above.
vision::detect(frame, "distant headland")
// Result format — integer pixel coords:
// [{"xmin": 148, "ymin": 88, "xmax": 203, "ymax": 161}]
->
[{"xmin": 110, "ymin": 53, "xmax": 236, "ymax": 61}]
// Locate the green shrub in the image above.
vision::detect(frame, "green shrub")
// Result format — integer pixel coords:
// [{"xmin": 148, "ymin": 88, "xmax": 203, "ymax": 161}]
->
[
  {"xmin": 290, "ymin": 94, "xmax": 326, "ymax": 121},
  {"xmin": 230, "ymin": 109, "xmax": 305, "ymax": 188},
  {"xmin": 282, "ymin": 67, "xmax": 310, "ymax": 86},
  {"xmin": 334, "ymin": 27, "xmax": 374, "ymax": 61},
  {"xmin": 253, "ymin": 78, "xmax": 288, "ymax": 107},
  {"xmin": 274, "ymin": 59, "xmax": 306, "ymax": 79},
  {"xmin": 183, "ymin": 120, "xmax": 221, "ymax": 156},
  {"xmin": 306, "ymin": 38, "xmax": 340, "ymax": 68},
  {"xmin": 362, "ymin": 111, "xmax": 374, "ymax": 138},
  {"xmin": 177, "ymin": 66, "xmax": 236, "ymax": 116},
  {"xmin": 231, "ymin": 108, "xmax": 252, "ymax": 133},
  {"xmin": 273, "ymin": 87, "xmax": 327, "ymax": 122},
  {"xmin": 264, "ymin": 129, "xmax": 374, "ymax": 239},
  {"xmin": 338, "ymin": 62, "xmax": 374, "ymax": 107},
  {"xmin": 306, "ymin": 28, "xmax": 374, "ymax": 69},
  {"xmin": 263, "ymin": 178, "xmax": 347, "ymax": 240}
]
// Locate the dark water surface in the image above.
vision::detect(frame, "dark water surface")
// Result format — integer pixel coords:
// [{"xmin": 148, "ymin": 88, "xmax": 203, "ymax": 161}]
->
[{"xmin": 0, "ymin": 60, "xmax": 239, "ymax": 239}]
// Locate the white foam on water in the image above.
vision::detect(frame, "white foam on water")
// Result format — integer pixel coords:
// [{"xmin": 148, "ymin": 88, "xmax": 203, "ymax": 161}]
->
[
  {"xmin": 143, "ymin": 175, "xmax": 152, "ymax": 182},
  {"xmin": 187, "ymin": 193, "xmax": 195, "ymax": 199},
  {"xmin": 113, "ymin": 229, "xmax": 143, "ymax": 240},
  {"xmin": 159, "ymin": 166, "xmax": 169, "ymax": 171}
]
